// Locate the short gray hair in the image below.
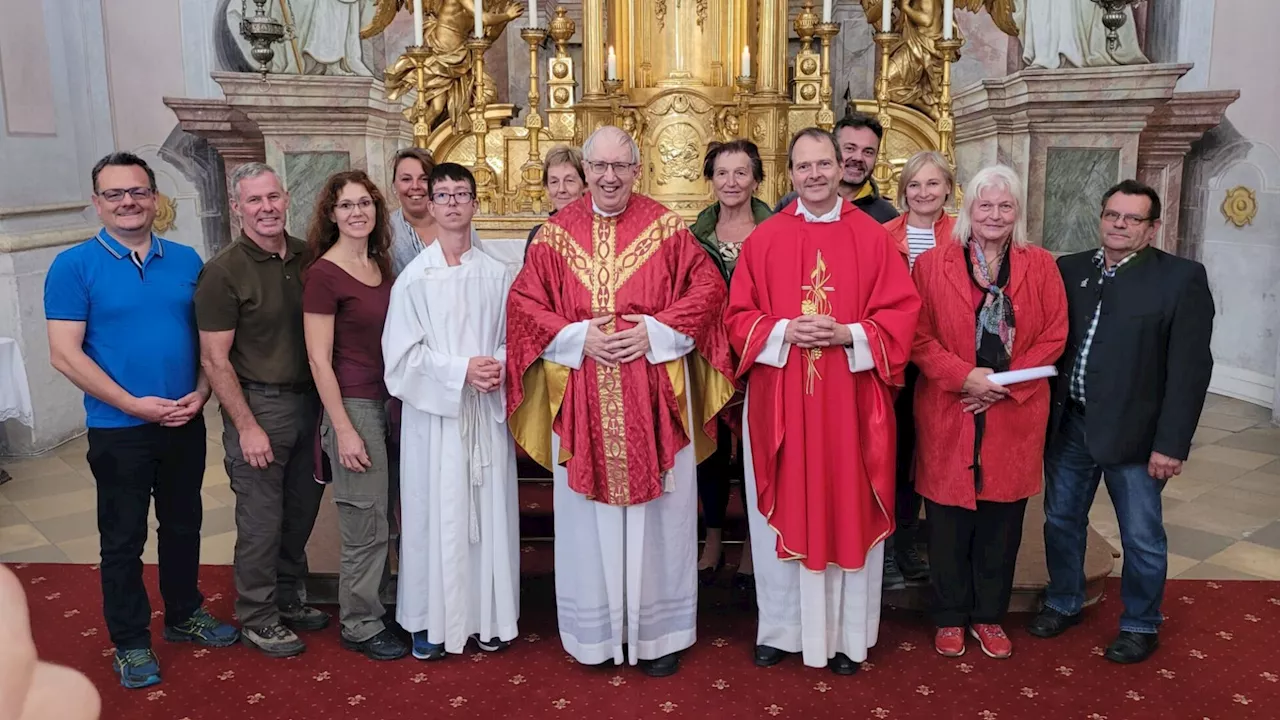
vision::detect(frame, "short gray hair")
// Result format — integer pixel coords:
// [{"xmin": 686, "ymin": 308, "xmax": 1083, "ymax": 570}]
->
[
  {"xmin": 952, "ymin": 164, "xmax": 1029, "ymax": 247},
  {"xmin": 582, "ymin": 126, "xmax": 640, "ymax": 165},
  {"xmin": 229, "ymin": 162, "xmax": 282, "ymax": 203},
  {"xmin": 896, "ymin": 150, "xmax": 954, "ymax": 212}
]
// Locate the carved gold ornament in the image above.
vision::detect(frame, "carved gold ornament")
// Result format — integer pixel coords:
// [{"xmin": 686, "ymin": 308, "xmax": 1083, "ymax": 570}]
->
[
  {"xmin": 1221, "ymin": 186, "xmax": 1257, "ymax": 228},
  {"xmin": 153, "ymin": 192, "xmax": 177, "ymax": 234},
  {"xmin": 655, "ymin": 123, "xmax": 702, "ymax": 185}
]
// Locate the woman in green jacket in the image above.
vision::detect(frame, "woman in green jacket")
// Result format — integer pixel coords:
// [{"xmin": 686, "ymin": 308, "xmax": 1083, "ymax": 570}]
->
[{"xmin": 689, "ymin": 139, "xmax": 772, "ymax": 592}]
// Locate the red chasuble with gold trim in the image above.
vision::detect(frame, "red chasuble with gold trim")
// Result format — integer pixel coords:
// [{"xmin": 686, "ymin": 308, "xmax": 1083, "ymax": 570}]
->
[
  {"xmin": 506, "ymin": 193, "xmax": 736, "ymax": 507},
  {"xmin": 726, "ymin": 199, "xmax": 920, "ymax": 572}
]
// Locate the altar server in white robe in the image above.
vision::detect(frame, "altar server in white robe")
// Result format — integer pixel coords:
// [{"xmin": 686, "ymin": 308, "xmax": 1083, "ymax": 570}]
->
[{"xmin": 383, "ymin": 162, "xmax": 519, "ymax": 660}]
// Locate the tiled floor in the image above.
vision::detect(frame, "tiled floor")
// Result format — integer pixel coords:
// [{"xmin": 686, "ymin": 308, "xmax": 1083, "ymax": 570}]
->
[{"xmin": 1, "ymin": 395, "xmax": 1278, "ymax": 580}]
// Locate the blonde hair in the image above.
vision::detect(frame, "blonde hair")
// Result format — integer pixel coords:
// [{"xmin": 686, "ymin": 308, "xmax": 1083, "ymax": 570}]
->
[
  {"xmin": 542, "ymin": 145, "xmax": 585, "ymax": 184},
  {"xmin": 896, "ymin": 150, "xmax": 954, "ymax": 212},
  {"xmin": 952, "ymin": 164, "xmax": 1029, "ymax": 247}
]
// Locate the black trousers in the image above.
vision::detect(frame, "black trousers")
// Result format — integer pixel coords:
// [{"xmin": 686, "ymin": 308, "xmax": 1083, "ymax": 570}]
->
[
  {"xmin": 87, "ymin": 417, "xmax": 207, "ymax": 650},
  {"xmin": 696, "ymin": 418, "xmax": 747, "ymax": 530},
  {"xmin": 893, "ymin": 364, "xmax": 923, "ymax": 530},
  {"xmin": 925, "ymin": 497, "xmax": 1028, "ymax": 627}
]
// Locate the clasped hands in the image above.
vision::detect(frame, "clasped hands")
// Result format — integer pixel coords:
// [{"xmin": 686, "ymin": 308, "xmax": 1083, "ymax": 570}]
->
[
  {"xmin": 130, "ymin": 389, "xmax": 209, "ymax": 428},
  {"xmin": 583, "ymin": 315, "xmax": 652, "ymax": 367},
  {"xmin": 783, "ymin": 315, "xmax": 852, "ymax": 349},
  {"xmin": 466, "ymin": 356, "xmax": 503, "ymax": 393},
  {"xmin": 960, "ymin": 367, "xmax": 1009, "ymax": 415}
]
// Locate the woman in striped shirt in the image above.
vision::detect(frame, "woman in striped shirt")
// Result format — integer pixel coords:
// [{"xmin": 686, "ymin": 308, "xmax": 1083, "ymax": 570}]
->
[{"xmin": 879, "ymin": 150, "xmax": 956, "ymax": 590}]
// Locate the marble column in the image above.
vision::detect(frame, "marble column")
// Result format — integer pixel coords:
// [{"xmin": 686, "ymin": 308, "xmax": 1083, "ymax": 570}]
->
[
  {"xmin": 953, "ymin": 64, "xmax": 1190, "ymax": 251},
  {"xmin": 164, "ymin": 98, "xmax": 267, "ymax": 243},
  {"xmin": 1135, "ymin": 90, "xmax": 1239, "ymax": 252}
]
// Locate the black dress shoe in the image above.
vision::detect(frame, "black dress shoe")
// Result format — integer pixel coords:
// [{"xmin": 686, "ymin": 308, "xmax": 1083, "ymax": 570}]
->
[
  {"xmin": 827, "ymin": 652, "xmax": 859, "ymax": 676},
  {"xmin": 641, "ymin": 652, "xmax": 680, "ymax": 677},
  {"xmin": 733, "ymin": 572, "xmax": 756, "ymax": 594},
  {"xmin": 699, "ymin": 554, "xmax": 726, "ymax": 586},
  {"xmin": 754, "ymin": 645, "xmax": 788, "ymax": 667},
  {"xmin": 341, "ymin": 628, "xmax": 410, "ymax": 661},
  {"xmin": 1104, "ymin": 631, "xmax": 1159, "ymax": 664},
  {"xmin": 1027, "ymin": 607, "xmax": 1082, "ymax": 638}
]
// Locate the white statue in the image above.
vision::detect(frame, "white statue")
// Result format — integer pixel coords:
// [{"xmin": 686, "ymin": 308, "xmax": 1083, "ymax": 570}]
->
[
  {"xmin": 224, "ymin": 0, "xmax": 373, "ymax": 76},
  {"xmin": 1014, "ymin": 0, "xmax": 1147, "ymax": 69}
]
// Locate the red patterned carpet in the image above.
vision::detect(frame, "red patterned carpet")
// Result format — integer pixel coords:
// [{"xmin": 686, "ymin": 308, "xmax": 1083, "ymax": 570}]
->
[{"xmin": 9, "ymin": 561, "xmax": 1280, "ymax": 720}]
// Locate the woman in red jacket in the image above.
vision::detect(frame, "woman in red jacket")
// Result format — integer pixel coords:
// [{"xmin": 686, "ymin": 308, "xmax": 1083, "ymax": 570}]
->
[{"xmin": 912, "ymin": 164, "xmax": 1067, "ymax": 660}]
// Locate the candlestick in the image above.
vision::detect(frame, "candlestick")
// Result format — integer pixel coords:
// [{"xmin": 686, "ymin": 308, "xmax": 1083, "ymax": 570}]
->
[
  {"xmin": 607, "ymin": 45, "xmax": 617, "ymax": 80},
  {"xmin": 519, "ymin": 25, "xmax": 549, "ymax": 212},
  {"xmin": 474, "ymin": 0, "xmax": 483, "ymax": 38},
  {"xmin": 529, "ymin": 0, "xmax": 538, "ymax": 28},
  {"xmin": 413, "ymin": 0, "xmax": 425, "ymax": 46},
  {"xmin": 943, "ymin": 0, "xmax": 954, "ymax": 40},
  {"xmin": 882, "ymin": 0, "xmax": 893, "ymax": 32},
  {"xmin": 466, "ymin": 37, "xmax": 498, "ymax": 213},
  {"xmin": 936, "ymin": 38, "xmax": 962, "ymax": 166},
  {"xmin": 815, "ymin": 22, "xmax": 839, "ymax": 131},
  {"xmin": 871, "ymin": 30, "xmax": 900, "ymax": 188},
  {"xmin": 741, "ymin": 46, "xmax": 751, "ymax": 78},
  {"xmin": 822, "ymin": 0, "xmax": 832, "ymax": 22}
]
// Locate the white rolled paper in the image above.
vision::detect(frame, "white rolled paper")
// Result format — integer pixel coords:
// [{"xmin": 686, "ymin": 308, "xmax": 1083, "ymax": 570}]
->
[{"xmin": 986, "ymin": 366, "xmax": 1058, "ymax": 386}]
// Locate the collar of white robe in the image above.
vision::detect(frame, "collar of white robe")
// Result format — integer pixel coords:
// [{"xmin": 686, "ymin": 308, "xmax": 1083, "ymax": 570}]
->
[
  {"xmin": 795, "ymin": 198, "xmax": 842, "ymax": 223},
  {"xmin": 458, "ymin": 385, "xmax": 492, "ymax": 544}
]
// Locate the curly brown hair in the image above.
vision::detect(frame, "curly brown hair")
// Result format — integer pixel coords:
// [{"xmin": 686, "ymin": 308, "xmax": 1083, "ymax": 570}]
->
[{"xmin": 306, "ymin": 170, "xmax": 392, "ymax": 278}]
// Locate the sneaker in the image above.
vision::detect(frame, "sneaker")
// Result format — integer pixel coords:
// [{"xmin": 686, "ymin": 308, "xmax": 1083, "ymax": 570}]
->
[
  {"xmin": 882, "ymin": 539, "xmax": 907, "ymax": 591},
  {"xmin": 279, "ymin": 600, "xmax": 330, "ymax": 632},
  {"xmin": 241, "ymin": 623, "xmax": 306, "ymax": 658},
  {"xmin": 113, "ymin": 648, "xmax": 161, "ymax": 690},
  {"xmin": 471, "ymin": 633, "xmax": 511, "ymax": 653},
  {"xmin": 970, "ymin": 624, "xmax": 1013, "ymax": 659},
  {"xmin": 411, "ymin": 631, "xmax": 445, "ymax": 660},
  {"xmin": 934, "ymin": 627, "xmax": 966, "ymax": 657},
  {"xmin": 897, "ymin": 541, "xmax": 930, "ymax": 581},
  {"xmin": 163, "ymin": 607, "xmax": 240, "ymax": 648},
  {"xmin": 342, "ymin": 628, "xmax": 410, "ymax": 661}
]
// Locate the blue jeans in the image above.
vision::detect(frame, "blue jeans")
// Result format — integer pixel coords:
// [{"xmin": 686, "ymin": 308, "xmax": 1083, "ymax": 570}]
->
[{"xmin": 1043, "ymin": 406, "xmax": 1168, "ymax": 634}]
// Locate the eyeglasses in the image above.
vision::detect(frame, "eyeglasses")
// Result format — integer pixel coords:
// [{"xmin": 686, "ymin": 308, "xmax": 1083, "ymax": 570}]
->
[
  {"xmin": 432, "ymin": 191, "xmax": 474, "ymax": 205},
  {"xmin": 1101, "ymin": 210, "xmax": 1153, "ymax": 226},
  {"xmin": 98, "ymin": 187, "xmax": 155, "ymax": 203},
  {"xmin": 584, "ymin": 161, "xmax": 636, "ymax": 176},
  {"xmin": 335, "ymin": 199, "xmax": 374, "ymax": 213}
]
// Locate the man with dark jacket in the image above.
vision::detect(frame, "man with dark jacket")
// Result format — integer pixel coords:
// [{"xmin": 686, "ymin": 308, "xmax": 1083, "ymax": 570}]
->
[
  {"xmin": 1028, "ymin": 179, "xmax": 1215, "ymax": 665},
  {"xmin": 773, "ymin": 113, "xmax": 899, "ymax": 224}
]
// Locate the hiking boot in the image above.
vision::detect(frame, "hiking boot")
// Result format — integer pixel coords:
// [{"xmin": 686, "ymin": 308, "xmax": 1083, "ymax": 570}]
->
[
  {"xmin": 883, "ymin": 538, "xmax": 907, "ymax": 591},
  {"xmin": 113, "ymin": 648, "xmax": 161, "ymax": 690},
  {"xmin": 241, "ymin": 623, "xmax": 306, "ymax": 658},
  {"xmin": 163, "ymin": 607, "xmax": 239, "ymax": 648},
  {"xmin": 279, "ymin": 600, "xmax": 330, "ymax": 632},
  {"xmin": 342, "ymin": 628, "xmax": 410, "ymax": 661}
]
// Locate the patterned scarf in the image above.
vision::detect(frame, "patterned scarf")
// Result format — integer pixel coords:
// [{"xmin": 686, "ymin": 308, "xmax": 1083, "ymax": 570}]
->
[{"xmin": 967, "ymin": 239, "xmax": 1015, "ymax": 367}]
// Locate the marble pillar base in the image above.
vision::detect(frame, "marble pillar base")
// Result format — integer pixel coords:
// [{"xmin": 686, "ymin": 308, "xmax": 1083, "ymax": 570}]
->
[{"xmin": 954, "ymin": 64, "xmax": 1196, "ymax": 253}]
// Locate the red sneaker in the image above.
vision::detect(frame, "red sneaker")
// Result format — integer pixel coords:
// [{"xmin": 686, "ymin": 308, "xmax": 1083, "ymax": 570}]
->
[
  {"xmin": 934, "ymin": 627, "xmax": 966, "ymax": 657},
  {"xmin": 970, "ymin": 624, "xmax": 1013, "ymax": 659}
]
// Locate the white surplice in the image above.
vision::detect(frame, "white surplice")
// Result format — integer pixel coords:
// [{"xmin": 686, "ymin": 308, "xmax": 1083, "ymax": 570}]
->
[
  {"xmin": 745, "ymin": 203, "xmax": 885, "ymax": 669},
  {"xmin": 544, "ymin": 317, "xmax": 699, "ymax": 666},
  {"xmin": 383, "ymin": 241, "xmax": 519, "ymax": 654}
]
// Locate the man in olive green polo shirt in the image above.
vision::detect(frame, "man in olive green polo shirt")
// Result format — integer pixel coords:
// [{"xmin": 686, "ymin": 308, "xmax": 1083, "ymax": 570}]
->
[{"xmin": 195, "ymin": 162, "xmax": 329, "ymax": 658}]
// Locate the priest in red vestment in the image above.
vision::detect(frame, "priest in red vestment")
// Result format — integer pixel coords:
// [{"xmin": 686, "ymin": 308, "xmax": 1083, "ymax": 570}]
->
[
  {"xmin": 725, "ymin": 128, "xmax": 920, "ymax": 675},
  {"xmin": 506, "ymin": 126, "xmax": 735, "ymax": 677}
]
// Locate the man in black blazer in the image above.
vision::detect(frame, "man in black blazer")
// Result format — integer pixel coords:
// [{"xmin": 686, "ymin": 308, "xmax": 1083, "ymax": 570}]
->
[{"xmin": 1027, "ymin": 179, "xmax": 1215, "ymax": 664}]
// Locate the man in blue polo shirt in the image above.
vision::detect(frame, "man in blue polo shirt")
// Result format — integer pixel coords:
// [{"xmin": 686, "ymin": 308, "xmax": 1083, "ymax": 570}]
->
[{"xmin": 44, "ymin": 152, "xmax": 238, "ymax": 690}]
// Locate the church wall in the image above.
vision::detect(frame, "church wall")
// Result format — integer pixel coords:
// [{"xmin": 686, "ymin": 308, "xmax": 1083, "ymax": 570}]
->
[{"xmin": 1192, "ymin": 0, "xmax": 1280, "ymax": 413}]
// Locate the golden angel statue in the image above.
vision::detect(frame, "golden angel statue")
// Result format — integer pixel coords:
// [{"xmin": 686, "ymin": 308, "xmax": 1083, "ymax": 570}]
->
[
  {"xmin": 374, "ymin": 0, "xmax": 525, "ymax": 134},
  {"xmin": 859, "ymin": 0, "xmax": 1016, "ymax": 119}
]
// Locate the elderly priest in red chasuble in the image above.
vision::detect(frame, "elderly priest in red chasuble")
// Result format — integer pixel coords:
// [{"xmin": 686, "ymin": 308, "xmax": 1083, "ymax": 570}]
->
[
  {"xmin": 726, "ymin": 128, "xmax": 920, "ymax": 675},
  {"xmin": 506, "ymin": 126, "xmax": 736, "ymax": 678}
]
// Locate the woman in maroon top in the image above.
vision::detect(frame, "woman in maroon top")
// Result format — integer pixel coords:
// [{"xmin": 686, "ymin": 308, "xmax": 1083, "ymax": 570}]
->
[{"xmin": 302, "ymin": 170, "xmax": 407, "ymax": 661}]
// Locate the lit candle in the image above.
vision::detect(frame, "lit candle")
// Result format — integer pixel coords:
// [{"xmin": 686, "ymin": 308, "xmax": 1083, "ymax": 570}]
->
[
  {"xmin": 412, "ymin": 0, "xmax": 424, "ymax": 46},
  {"xmin": 741, "ymin": 45, "xmax": 750, "ymax": 77},
  {"xmin": 882, "ymin": 0, "xmax": 893, "ymax": 32},
  {"xmin": 822, "ymin": 0, "xmax": 832, "ymax": 22},
  {"xmin": 474, "ymin": 0, "xmax": 483, "ymax": 38},
  {"xmin": 530, "ymin": 0, "xmax": 538, "ymax": 28},
  {"xmin": 943, "ymin": 0, "xmax": 954, "ymax": 40},
  {"xmin": 607, "ymin": 45, "xmax": 617, "ymax": 80}
]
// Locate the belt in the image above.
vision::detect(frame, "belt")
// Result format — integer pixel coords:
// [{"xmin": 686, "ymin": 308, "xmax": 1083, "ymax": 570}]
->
[{"xmin": 240, "ymin": 380, "xmax": 314, "ymax": 394}]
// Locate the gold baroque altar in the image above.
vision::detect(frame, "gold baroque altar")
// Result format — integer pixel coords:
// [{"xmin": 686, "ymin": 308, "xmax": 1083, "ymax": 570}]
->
[{"xmin": 384, "ymin": 0, "xmax": 971, "ymax": 229}]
